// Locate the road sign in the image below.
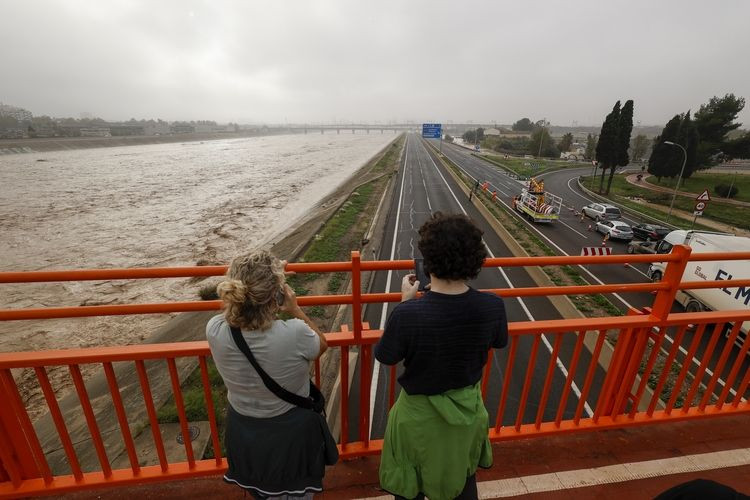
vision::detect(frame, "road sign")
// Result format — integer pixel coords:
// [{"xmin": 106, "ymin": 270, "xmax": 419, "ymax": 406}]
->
[
  {"xmin": 696, "ymin": 189, "xmax": 711, "ymax": 202},
  {"xmin": 580, "ymin": 247, "xmax": 612, "ymax": 256},
  {"xmin": 693, "ymin": 210, "xmax": 703, "ymax": 216},
  {"xmin": 422, "ymin": 123, "xmax": 442, "ymax": 139},
  {"xmin": 694, "ymin": 201, "xmax": 706, "ymax": 212}
]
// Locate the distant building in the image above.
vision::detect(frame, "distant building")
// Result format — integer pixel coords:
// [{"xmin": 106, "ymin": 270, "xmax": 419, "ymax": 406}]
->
[
  {"xmin": 109, "ymin": 124, "xmax": 145, "ymax": 136},
  {"xmin": 484, "ymin": 128, "xmax": 502, "ymax": 136},
  {"xmin": 144, "ymin": 121, "xmax": 170, "ymax": 136},
  {"xmin": 0, "ymin": 103, "xmax": 32, "ymax": 122},
  {"xmin": 170, "ymin": 123, "xmax": 195, "ymax": 134},
  {"xmin": 80, "ymin": 127, "xmax": 111, "ymax": 137}
]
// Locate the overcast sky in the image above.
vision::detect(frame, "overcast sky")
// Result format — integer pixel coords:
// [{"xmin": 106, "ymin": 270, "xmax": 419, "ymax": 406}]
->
[{"xmin": 2, "ymin": 0, "xmax": 749, "ymax": 127}]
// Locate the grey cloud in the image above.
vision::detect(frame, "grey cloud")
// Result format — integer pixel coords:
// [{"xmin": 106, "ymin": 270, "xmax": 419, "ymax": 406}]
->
[{"xmin": 1, "ymin": 0, "xmax": 748, "ymax": 126}]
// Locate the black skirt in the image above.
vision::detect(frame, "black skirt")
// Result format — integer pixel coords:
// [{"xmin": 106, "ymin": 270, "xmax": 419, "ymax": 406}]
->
[{"xmin": 223, "ymin": 404, "xmax": 338, "ymax": 498}]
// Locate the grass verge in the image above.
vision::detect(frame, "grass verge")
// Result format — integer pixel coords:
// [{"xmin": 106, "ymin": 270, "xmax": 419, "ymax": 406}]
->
[
  {"xmin": 479, "ymin": 154, "xmax": 584, "ymax": 178},
  {"xmin": 582, "ymin": 174, "xmax": 749, "ymax": 231}
]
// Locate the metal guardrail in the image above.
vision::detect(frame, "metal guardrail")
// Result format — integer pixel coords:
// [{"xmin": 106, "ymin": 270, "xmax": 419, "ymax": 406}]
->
[{"xmin": 2, "ymin": 248, "xmax": 750, "ymax": 497}]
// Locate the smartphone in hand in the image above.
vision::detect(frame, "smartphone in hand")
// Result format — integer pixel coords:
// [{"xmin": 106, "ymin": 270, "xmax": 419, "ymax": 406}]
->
[{"xmin": 414, "ymin": 258, "xmax": 431, "ymax": 292}]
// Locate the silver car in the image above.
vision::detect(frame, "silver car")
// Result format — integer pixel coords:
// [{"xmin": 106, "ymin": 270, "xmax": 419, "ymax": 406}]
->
[
  {"xmin": 596, "ymin": 220, "xmax": 633, "ymax": 241},
  {"xmin": 627, "ymin": 240, "xmax": 657, "ymax": 254},
  {"xmin": 582, "ymin": 203, "xmax": 622, "ymax": 221}
]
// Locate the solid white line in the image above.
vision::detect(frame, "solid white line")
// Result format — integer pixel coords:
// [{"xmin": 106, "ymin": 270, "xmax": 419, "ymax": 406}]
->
[
  {"xmin": 422, "ymin": 141, "xmax": 594, "ymax": 417},
  {"xmin": 354, "ymin": 446, "xmax": 750, "ymax": 499},
  {"xmin": 368, "ymin": 136, "xmax": 410, "ymax": 436}
]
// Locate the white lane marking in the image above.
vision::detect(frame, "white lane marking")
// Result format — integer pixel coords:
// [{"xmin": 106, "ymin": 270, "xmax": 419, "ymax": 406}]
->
[
  {"xmin": 369, "ymin": 135, "xmax": 410, "ymax": 435},
  {"xmin": 422, "ymin": 140, "xmax": 594, "ymax": 417},
  {"xmin": 356, "ymin": 446, "xmax": 750, "ymax": 499},
  {"xmin": 452, "ymin": 154, "xmax": 739, "ymax": 401},
  {"xmin": 558, "ymin": 219, "xmax": 589, "ymax": 239}
]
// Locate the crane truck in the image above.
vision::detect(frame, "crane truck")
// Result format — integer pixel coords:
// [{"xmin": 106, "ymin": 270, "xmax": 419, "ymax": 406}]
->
[{"xmin": 511, "ymin": 177, "xmax": 562, "ymax": 223}]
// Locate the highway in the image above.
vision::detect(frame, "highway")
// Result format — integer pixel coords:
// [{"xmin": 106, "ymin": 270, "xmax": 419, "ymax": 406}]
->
[
  {"xmin": 348, "ymin": 134, "xmax": 608, "ymax": 441},
  {"xmin": 434, "ymin": 141, "xmax": 749, "ymax": 409}
]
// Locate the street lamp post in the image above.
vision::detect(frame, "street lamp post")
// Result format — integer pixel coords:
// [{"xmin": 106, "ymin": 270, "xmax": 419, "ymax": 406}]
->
[{"xmin": 664, "ymin": 141, "xmax": 687, "ymax": 223}]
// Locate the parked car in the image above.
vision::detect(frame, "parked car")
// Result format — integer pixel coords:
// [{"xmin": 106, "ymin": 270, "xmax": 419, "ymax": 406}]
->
[
  {"xmin": 631, "ymin": 223, "xmax": 671, "ymax": 241},
  {"xmin": 596, "ymin": 220, "xmax": 633, "ymax": 241},
  {"xmin": 627, "ymin": 240, "xmax": 657, "ymax": 254},
  {"xmin": 582, "ymin": 203, "xmax": 622, "ymax": 221}
]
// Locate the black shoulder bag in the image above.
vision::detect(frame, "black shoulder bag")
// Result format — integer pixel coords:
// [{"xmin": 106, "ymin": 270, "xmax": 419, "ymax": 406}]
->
[{"xmin": 229, "ymin": 326, "xmax": 326, "ymax": 415}]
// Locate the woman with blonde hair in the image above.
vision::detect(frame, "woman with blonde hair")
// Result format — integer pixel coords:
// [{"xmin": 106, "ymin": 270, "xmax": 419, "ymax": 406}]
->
[{"xmin": 207, "ymin": 250, "xmax": 337, "ymax": 499}]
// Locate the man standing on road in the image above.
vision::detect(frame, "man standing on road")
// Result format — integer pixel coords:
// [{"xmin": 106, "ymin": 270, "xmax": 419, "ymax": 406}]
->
[
  {"xmin": 470, "ymin": 179, "xmax": 480, "ymax": 201},
  {"xmin": 375, "ymin": 212, "xmax": 509, "ymax": 500}
]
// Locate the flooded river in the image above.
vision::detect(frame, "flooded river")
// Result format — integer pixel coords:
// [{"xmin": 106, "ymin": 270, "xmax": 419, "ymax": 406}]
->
[{"xmin": 0, "ymin": 133, "xmax": 394, "ymax": 354}]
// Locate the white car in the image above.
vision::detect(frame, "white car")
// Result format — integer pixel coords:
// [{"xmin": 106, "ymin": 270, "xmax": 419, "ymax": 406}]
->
[{"xmin": 596, "ymin": 220, "xmax": 634, "ymax": 241}]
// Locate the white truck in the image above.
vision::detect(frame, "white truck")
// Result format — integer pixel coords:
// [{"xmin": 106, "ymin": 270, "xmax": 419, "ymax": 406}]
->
[{"xmin": 648, "ymin": 230, "xmax": 750, "ymax": 335}]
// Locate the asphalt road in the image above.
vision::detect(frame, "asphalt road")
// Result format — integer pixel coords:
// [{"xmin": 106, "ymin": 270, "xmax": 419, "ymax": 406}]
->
[
  {"xmin": 435, "ymin": 142, "xmax": 749, "ymax": 409},
  {"xmin": 348, "ymin": 134, "xmax": 608, "ymax": 442}
]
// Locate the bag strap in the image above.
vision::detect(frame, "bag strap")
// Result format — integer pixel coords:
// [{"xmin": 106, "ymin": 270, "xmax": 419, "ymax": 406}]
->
[{"xmin": 229, "ymin": 325, "xmax": 314, "ymax": 410}]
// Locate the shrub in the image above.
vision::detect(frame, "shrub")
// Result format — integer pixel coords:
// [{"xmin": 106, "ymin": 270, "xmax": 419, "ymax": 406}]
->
[{"xmin": 714, "ymin": 183, "xmax": 739, "ymax": 198}]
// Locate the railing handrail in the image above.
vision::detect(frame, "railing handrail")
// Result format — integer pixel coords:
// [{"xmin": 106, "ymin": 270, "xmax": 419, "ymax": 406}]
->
[
  {"xmin": 4, "ymin": 309, "xmax": 750, "ymax": 369},
  {"xmin": 3, "ymin": 251, "xmax": 749, "ymax": 284}
]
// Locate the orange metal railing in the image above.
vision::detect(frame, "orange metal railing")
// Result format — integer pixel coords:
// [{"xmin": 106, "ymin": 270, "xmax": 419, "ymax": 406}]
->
[{"xmin": 2, "ymin": 247, "xmax": 750, "ymax": 497}]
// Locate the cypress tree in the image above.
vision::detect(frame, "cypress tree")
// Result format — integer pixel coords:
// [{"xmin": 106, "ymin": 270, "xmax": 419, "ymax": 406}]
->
[
  {"xmin": 605, "ymin": 100, "xmax": 634, "ymax": 194},
  {"xmin": 596, "ymin": 101, "xmax": 620, "ymax": 193},
  {"xmin": 648, "ymin": 114, "xmax": 681, "ymax": 181}
]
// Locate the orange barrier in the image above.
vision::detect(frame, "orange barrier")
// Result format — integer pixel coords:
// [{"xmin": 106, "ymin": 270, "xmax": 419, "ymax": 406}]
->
[{"xmin": 2, "ymin": 247, "xmax": 750, "ymax": 497}]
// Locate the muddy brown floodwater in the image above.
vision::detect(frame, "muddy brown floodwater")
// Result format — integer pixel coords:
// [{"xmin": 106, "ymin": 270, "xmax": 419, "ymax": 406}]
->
[{"xmin": 0, "ymin": 133, "xmax": 394, "ymax": 415}]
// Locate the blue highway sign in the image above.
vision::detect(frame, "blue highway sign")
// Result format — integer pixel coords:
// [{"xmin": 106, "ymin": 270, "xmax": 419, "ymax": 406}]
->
[{"xmin": 422, "ymin": 123, "xmax": 442, "ymax": 139}]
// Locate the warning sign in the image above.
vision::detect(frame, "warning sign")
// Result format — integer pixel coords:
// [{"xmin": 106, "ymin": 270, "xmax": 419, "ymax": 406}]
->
[
  {"xmin": 696, "ymin": 190, "xmax": 711, "ymax": 202},
  {"xmin": 694, "ymin": 201, "xmax": 706, "ymax": 212}
]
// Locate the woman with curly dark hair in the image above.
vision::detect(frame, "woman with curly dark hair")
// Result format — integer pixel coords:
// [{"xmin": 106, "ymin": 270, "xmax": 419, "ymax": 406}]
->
[{"xmin": 375, "ymin": 212, "xmax": 508, "ymax": 500}]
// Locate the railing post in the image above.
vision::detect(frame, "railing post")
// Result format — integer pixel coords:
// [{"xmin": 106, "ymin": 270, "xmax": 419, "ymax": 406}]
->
[
  {"xmin": 650, "ymin": 244, "xmax": 692, "ymax": 321},
  {"xmin": 351, "ymin": 251, "xmax": 370, "ymax": 446},
  {"xmin": 351, "ymin": 251, "xmax": 362, "ymax": 340},
  {"xmin": 0, "ymin": 371, "xmax": 43, "ymax": 483}
]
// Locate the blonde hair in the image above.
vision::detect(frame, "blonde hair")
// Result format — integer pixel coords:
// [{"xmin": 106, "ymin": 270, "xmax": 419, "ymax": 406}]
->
[{"xmin": 216, "ymin": 250, "xmax": 285, "ymax": 331}]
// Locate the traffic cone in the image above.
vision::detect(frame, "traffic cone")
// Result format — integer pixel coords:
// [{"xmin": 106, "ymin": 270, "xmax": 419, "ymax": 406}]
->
[
  {"xmin": 602, "ymin": 233, "xmax": 609, "ymax": 246},
  {"xmin": 579, "ymin": 213, "xmax": 585, "ymax": 223},
  {"xmin": 587, "ymin": 224, "xmax": 592, "ymax": 231}
]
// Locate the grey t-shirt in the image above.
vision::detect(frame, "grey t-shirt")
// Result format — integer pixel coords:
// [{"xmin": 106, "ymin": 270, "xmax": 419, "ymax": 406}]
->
[{"xmin": 206, "ymin": 315, "xmax": 320, "ymax": 418}]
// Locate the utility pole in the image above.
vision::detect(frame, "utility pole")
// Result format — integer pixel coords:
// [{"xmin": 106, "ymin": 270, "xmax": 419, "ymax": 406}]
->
[{"xmin": 537, "ymin": 118, "xmax": 547, "ymax": 157}]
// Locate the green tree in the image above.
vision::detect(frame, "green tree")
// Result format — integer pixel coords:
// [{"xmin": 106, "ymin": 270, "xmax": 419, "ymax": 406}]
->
[
  {"xmin": 444, "ymin": 134, "xmax": 454, "ymax": 143},
  {"xmin": 651, "ymin": 112, "xmax": 699, "ymax": 183},
  {"xmin": 529, "ymin": 127, "xmax": 558, "ymax": 157},
  {"xmin": 585, "ymin": 133, "xmax": 597, "ymax": 159},
  {"xmin": 724, "ymin": 132, "xmax": 750, "ymax": 160},
  {"xmin": 462, "ymin": 130, "xmax": 476, "ymax": 143},
  {"xmin": 476, "ymin": 127, "xmax": 485, "ymax": 141},
  {"xmin": 596, "ymin": 101, "xmax": 621, "ymax": 193},
  {"xmin": 678, "ymin": 111, "xmax": 700, "ymax": 181},
  {"xmin": 512, "ymin": 118, "xmax": 534, "ymax": 131},
  {"xmin": 694, "ymin": 93, "xmax": 746, "ymax": 168},
  {"xmin": 631, "ymin": 134, "xmax": 650, "ymax": 162},
  {"xmin": 558, "ymin": 132, "xmax": 573, "ymax": 152}
]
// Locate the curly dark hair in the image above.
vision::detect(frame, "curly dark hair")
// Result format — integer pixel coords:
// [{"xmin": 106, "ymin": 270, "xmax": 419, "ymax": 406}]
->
[{"xmin": 417, "ymin": 212, "xmax": 487, "ymax": 281}]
